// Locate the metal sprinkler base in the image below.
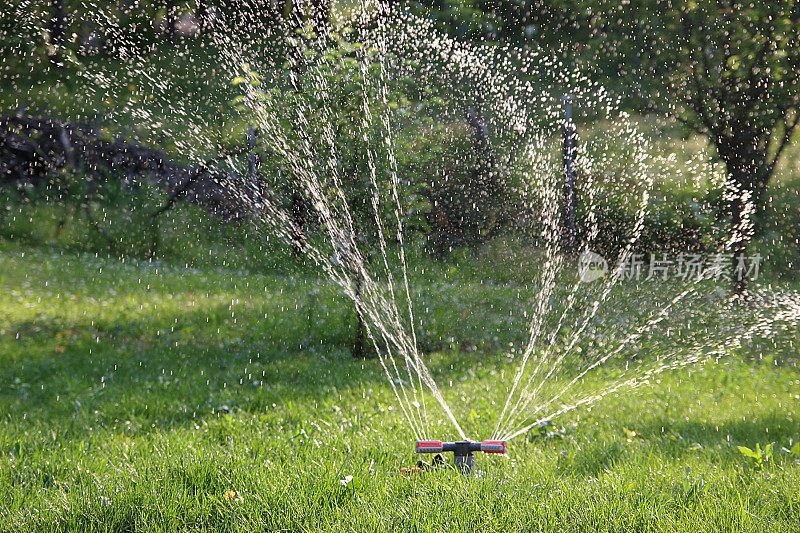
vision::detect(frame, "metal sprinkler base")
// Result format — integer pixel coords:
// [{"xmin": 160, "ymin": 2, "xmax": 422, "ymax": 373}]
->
[{"xmin": 415, "ymin": 440, "xmax": 507, "ymax": 475}]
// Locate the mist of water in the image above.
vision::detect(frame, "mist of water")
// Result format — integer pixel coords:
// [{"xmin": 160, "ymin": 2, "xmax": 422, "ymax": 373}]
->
[{"xmin": 7, "ymin": 0, "xmax": 798, "ymax": 444}]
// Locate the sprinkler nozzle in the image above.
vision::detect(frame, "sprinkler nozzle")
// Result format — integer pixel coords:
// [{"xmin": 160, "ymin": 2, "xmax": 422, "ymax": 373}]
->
[
  {"xmin": 414, "ymin": 439, "xmax": 507, "ymax": 474},
  {"xmin": 480, "ymin": 440, "xmax": 507, "ymax": 454}
]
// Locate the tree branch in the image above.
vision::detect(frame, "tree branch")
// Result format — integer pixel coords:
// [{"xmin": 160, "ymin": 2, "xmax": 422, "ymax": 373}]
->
[
  {"xmin": 149, "ymin": 148, "xmax": 246, "ymax": 221},
  {"xmin": 769, "ymin": 109, "xmax": 800, "ymax": 170},
  {"xmin": 680, "ymin": 11, "xmax": 726, "ymax": 138}
]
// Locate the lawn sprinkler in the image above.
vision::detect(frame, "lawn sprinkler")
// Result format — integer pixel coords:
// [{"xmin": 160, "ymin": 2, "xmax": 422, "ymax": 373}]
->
[{"xmin": 415, "ymin": 439, "xmax": 507, "ymax": 475}]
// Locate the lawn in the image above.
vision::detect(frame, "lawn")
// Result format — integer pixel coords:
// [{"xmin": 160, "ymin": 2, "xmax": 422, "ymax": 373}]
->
[{"xmin": 1, "ymin": 243, "xmax": 799, "ymax": 532}]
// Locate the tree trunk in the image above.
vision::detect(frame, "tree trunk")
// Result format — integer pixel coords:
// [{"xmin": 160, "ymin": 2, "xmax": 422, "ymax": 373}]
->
[
  {"xmin": 50, "ymin": 0, "xmax": 66, "ymax": 47},
  {"xmin": 196, "ymin": 0, "xmax": 208, "ymax": 33},
  {"xmin": 290, "ymin": 192, "xmax": 307, "ymax": 256},
  {"xmin": 464, "ymin": 106, "xmax": 503, "ymax": 245},
  {"xmin": 311, "ymin": 0, "xmax": 330, "ymax": 35},
  {"xmin": 464, "ymin": 106, "xmax": 496, "ymax": 171},
  {"xmin": 165, "ymin": 0, "xmax": 177, "ymax": 43},
  {"xmin": 728, "ymin": 187, "xmax": 749, "ymax": 295},
  {"xmin": 718, "ymin": 142, "xmax": 771, "ymax": 297},
  {"xmin": 562, "ymin": 108, "xmax": 578, "ymax": 256}
]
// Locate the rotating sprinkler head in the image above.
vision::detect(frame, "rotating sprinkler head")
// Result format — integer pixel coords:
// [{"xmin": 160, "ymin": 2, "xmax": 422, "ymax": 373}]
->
[{"xmin": 415, "ymin": 439, "xmax": 507, "ymax": 474}]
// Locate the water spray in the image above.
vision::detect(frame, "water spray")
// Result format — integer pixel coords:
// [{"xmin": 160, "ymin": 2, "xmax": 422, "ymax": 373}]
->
[{"xmin": 415, "ymin": 440, "xmax": 507, "ymax": 474}]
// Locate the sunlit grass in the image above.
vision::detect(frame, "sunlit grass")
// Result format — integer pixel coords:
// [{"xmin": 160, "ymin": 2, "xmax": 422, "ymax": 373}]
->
[{"xmin": 1, "ymin": 243, "xmax": 799, "ymax": 530}]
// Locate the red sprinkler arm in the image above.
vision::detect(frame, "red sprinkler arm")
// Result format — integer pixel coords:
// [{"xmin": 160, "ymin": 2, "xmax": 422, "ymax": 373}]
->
[
  {"xmin": 480, "ymin": 440, "xmax": 507, "ymax": 454},
  {"xmin": 415, "ymin": 440, "xmax": 445, "ymax": 453},
  {"xmin": 415, "ymin": 439, "xmax": 507, "ymax": 474}
]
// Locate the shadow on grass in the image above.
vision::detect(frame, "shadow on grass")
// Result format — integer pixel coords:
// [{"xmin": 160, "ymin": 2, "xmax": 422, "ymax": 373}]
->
[
  {"xmin": 547, "ymin": 412, "xmax": 800, "ymax": 479},
  {"xmin": 0, "ymin": 298, "xmax": 444, "ymax": 439}
]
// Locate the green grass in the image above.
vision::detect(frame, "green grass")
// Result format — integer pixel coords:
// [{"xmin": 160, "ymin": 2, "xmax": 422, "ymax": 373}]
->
[
  {"xmin": 3, "ymin": 9, "xmax": 800, "ymax": 529},
  {"xmin": 1, "ymin": 242, "xmax": 799, "ymax": 531}
]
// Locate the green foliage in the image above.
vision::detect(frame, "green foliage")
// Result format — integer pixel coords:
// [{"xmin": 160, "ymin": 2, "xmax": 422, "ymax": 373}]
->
[
  {"xmin": 0, "ymin": 180, "xmax": 298, "ymax": 272},
  {"xmin": 573, "ymin": 184, "xmax": 723, "ymax": 258},
  {"xmin": 785, "ymin": 440, "xmax": 800, "ymax": 458},
  {"xmin": 752, "ymin": 181, "xmax": 800, "ymax": 278},
  {"xmin": 3, "ymin": 0, "xmax": 800, "ymax": 272},
  {"xmin": 232, "ymin": 28, "xmax": 519, "ymax": 253},
  {"xmin": 673, "ymin": 467, "xmax": 708, "ymax": 505},
  {"xmin": 590, "ymin": 0, "xmax": 800, "ymax": 208},
  {"xmin": 737, "ymin": 443, "xmax": 774, "ymax": 470},
  {"xmin": 412, "ymin": 0, "xmax": 800, "ymax": 271},
  {"xmin": 233, "ymin": 28, "xmax": 427, "ymax": 247},
  {"xmin": 396, "ymin": 120, "xmax": 514, "ymax": 254},
  {"xmin": 4, "ymin": 163, "xmax": 800, "ymax": 282},
  {"xmin": 413, "ymin": 0, "xmax": 800, "ymax": 152}
]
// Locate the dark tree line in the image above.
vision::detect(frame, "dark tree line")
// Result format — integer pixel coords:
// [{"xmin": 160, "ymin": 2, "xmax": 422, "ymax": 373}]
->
[
  {"xmin": 34, "ymin": 0, "xmax": 800, "ymax": 294},
  {"xmin": 415, "ymin": 0, "xmax": 800, "ymax": 294},
  {"xmin": 44, "ymin": 0, "xmax": 333, "ymax": 49}
]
